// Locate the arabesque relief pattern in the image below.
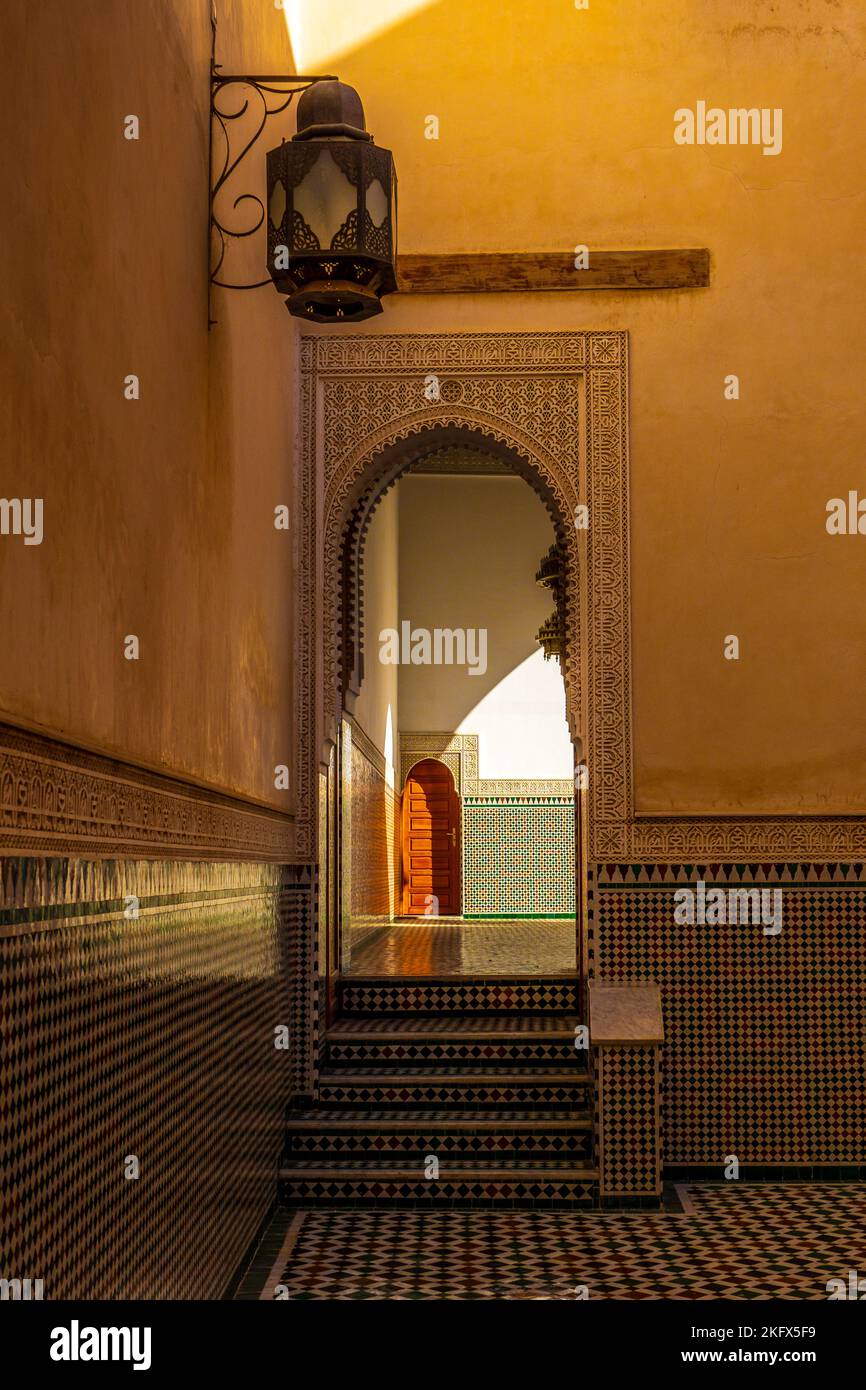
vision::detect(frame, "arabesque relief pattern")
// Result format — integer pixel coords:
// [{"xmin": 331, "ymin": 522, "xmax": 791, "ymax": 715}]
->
[
  {"xmin": 399, "ymin": 733, "xmax": 572, "ymax": 798},
  {"xmin": 0, "ymin": 724, "xmax": 294, "ymax": 861},
  {"xmin": 299, "ymin": 331, "xmax": 626, "ymax": 861},
  {"xmin": 399, "ymin": 733, "xmax": 478, "ymax": 796}
]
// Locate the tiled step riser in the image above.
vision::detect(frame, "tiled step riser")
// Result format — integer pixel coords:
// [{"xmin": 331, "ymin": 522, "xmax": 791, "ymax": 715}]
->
[
  {"xmin": 327, "ymin": 1040, "xmax": 584, "ymax": 1066},
  {"xmin": 297, "ymin": 990, "xmax": 597, "ymax": 1207},
  {"xmin": 317, "ymin": 1083, "xmax": 589, "ymax": 1108},
  {"xmin": 286, "ymin": 1133, "xmax": 593, "ymax": 1160},
  {"xmin": 278, "ymin": 1177, "xmax": 598, "ymax": 1207},
  {"xmin": 339, "ymin": 980, "xmax": 579, "ymax": 1015}
]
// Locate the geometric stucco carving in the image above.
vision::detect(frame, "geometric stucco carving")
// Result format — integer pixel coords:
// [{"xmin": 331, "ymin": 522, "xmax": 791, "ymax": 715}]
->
[
  {"xmin": 298, "ymin": 330, "xmax": 630, "ymax": 862},
  {"xmin": 399, "ymin": 733, "xmax": 478, "ymax": 796},
  {"xmin": 399, "ymin": 732, "xmax": 572, "ymax": 798},
  {"xmin": 625, "ymin": 815, "xmax": 866, "ymax": 861},
  {"xmin": 0, "ymin": 722, "xmax": 295, "ymax": 862},
  {"xmin": 298, "ymin": 330, "xmax": 866, "ymax": 863}
]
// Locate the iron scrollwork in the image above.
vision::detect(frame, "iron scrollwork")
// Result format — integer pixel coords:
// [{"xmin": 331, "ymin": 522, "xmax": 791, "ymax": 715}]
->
[{"xmin": 209, "ymin": 66, "xmax": 336, "ymax": 307}]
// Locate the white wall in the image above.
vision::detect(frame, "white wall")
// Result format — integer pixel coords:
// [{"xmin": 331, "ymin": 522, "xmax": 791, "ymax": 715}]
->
[
  {"xmin": 353, "ymin": 487, "xmax": 399, "ymax": 784},
  {"xmin": 457, "ymin": 649, "xmax": 572, "ymax": 778},
  {"xmin": 395, "ymin": 473, "xmax": 573, "ymax": 779}
]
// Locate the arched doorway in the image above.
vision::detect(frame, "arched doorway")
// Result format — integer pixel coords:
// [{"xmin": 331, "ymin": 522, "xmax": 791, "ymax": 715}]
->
[
  {"xmin": 333, "ymin": 434, "xmax": 579, "ymax": 986},
  {"xmin": 328, "ymin": 422, "xmax": 586, "ymax": 989},
  {"xmin": 297, "ymin": 330, "xmax": 632, "ymax": 1019},
  {"xmin": 402, "ymin": 758, "xmax": 461, "ymax": 916},
  {"xmin": 336, "ymin": 426, "xmax": 580, "ymax": 745}
]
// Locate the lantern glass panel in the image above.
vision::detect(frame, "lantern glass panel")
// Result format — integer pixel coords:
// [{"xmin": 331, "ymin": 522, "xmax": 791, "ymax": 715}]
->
[
  {"xmin": 268, "ymin": 177, "xmax": 286, "ymax": 230},
  {"xmin": 293, "ymin": 148, "xmax": 357, "ymax": 249},
  {"xmin": 366, "ymin": 177, "xmax": 388, "ymax": 228}
]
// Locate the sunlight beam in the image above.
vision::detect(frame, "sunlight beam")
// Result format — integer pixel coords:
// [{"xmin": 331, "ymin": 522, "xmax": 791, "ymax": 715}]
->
[
  {"xmin": 457, "ymin": 650, "xmax": 573, "ymax": 780},
  {"xmin": 284, "ymin": 0, "xmax": 439, "ymax": 73}
]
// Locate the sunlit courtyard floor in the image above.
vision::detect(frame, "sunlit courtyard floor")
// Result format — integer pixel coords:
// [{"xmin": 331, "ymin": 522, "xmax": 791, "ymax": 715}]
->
[
  {"xmin": 235, "ymin": 1184, "xmax": 866, "ymax": 1300},
  {"xmin": 345, "ymin": 917, "xmax": 577, "ymax": 976}
]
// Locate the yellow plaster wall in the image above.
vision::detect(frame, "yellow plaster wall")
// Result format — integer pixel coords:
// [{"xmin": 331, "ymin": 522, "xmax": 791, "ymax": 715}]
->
[
  {"xmin": 1, "ymin": 0, "xmax": 297, "ymax": 808},
  {"xmin": 297, "ymin": 0, "xmax": 866, "ymax": 815},
  {"xmin": 5, "ymin": 1, "xmax": 866, "ymax": 819}
]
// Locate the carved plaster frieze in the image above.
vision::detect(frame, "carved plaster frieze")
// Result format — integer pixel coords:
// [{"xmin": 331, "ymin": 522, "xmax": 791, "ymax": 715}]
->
[
  {"xmin": 470, "ymin": 781, "xmax": 575, "ymax": 799},
  {"xmin": 0, "ymin": 724, "xmax": 295, "ymax": 861},
  {"xmin": 399, "ymin": 733, "xmax": 478, "ymax": 795}
]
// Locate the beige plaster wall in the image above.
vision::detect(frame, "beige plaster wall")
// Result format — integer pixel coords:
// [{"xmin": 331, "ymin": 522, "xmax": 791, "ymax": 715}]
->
[
  {"xmin": 294, "ymin": 0, "xmax": 866, "ymax": 816},
  {"xmin": 7, "ymin": 1, "xmax": 866, "ymax": 820},
  {"xmin": 396, "ymin": 474, "xmax": 572, "ymax": 778},
  {"xmin": 1, "ymin": 0, "xmax": 297, "ymax": 808},
  {"xmin": 353, "ymin": 487, "xmax": 400, "ymax": 778}
]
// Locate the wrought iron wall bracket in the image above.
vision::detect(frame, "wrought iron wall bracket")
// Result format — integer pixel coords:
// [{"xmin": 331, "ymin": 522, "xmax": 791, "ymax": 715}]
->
[{"xmin": 209, "ymin": 65, "xmax": 337, "ymax": 322}]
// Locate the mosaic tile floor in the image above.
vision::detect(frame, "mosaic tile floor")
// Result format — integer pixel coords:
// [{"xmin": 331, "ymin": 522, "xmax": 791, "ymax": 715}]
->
[
  {"xmin": 238, "ymin": 1185, "xmax": 866, "ymax": 1300},
  {"xmin": 346, "ymin": 918, "xmax": 577, "ymax": 977}
]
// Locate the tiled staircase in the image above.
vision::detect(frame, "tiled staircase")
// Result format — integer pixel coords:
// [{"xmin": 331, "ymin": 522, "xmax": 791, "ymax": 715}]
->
[{"xmin": 280, "ymin": 975, "xmax": 599, "ymax": 1207}]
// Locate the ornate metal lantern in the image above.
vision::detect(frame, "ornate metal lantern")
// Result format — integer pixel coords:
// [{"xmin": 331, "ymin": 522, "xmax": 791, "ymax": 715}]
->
[
  {"xmin": 536, "ymin": 611, "xmax": 565, "ymax": 662},
  {"xmin": 266, "ymin": 80, "xmax": 397, "ymax": 322},
  {"xmin": 535, "ymin": 544, "xmax": 563, "ymax": 591},
  {"xmin": 535, "ymin": 544, "xmax": 566, "ymax": 662}
]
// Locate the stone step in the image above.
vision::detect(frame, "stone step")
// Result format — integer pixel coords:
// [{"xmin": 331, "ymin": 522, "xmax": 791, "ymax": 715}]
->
[
  {"xmin": 316, "ymin": 1067, "xmax": 590, "ymax": 1108},
  {"xmin": 285, "ymin": 1108, "xmax": 593, "ymax": 1159},
  {"xmin": 326, "ymin": 1012, "xmax": 585, "ymax": 1066},
  {"xmin": 278, "ymin": 1157, "xmax": 599, "ymax": 1207},
  {"xmin": 338, "ymin": 975, "xmax": 580, "ymax": 1015}
]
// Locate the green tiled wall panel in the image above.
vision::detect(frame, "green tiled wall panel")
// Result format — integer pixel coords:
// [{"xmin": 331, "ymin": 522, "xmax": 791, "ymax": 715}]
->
[{"xmin": 463, "ymin": 798, "xmax": 575, "ymax": 916}]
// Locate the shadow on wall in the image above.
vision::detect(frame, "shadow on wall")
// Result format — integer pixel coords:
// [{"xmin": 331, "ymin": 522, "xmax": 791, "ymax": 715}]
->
[{"xmin": 394, "ymin": 474, "xmax": 558, "ymax": 735}]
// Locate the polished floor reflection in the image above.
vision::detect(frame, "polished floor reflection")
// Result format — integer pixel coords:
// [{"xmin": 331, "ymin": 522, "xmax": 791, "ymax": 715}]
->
[{"xmin": 346, "ymin": 918, "xmax": 577, "ymax": 977}]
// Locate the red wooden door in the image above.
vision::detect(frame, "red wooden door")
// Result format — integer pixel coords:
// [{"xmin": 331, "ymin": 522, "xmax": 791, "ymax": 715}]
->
[{"xmin": 402, "ymin": 759, "xmax": 460, "ymax": 916}]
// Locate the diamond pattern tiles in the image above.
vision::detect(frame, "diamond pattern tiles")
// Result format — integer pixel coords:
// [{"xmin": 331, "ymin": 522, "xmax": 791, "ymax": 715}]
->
[
  {"xmin": 283, "ymin": 984, "xmax": 597, "ymax": 1208},
  {"xmin": 280, "ymin": 1169, "xmax": 598, "ymax": 1208},
  {"xmin": 339, "ymin": 977, "xmax": 578, "ymax": 1013},
  {"xmin": 327, "ymin": 1019, "xmax": 582, "ymax": 1066},
  {"xmin": 285, "ymin": 1112, "xmax": 592, "ymax": 1160},
  {"xmin": 595, "ymin": 1045, "xmax": 661, "ymax": 1198},
  {"xmin": 591, "ymin": 869, "xmax": 866, "ymax": 1164},
  {"xmin": 254, "ymin": 1184, "xmax": 866, "ymax": 1299},
  {"xmin": 0, "ymin": 857, "xmax": 313, "ymax": 1299},
  {"xmin": 318, "ymin": 1068, "xmax": 587, "ymax": 1108}
]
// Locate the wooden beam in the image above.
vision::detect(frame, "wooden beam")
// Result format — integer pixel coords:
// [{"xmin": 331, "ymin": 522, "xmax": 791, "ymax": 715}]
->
[{"xmin": 396, "ymin": 249, "xmax": 709, "ymax": 294}]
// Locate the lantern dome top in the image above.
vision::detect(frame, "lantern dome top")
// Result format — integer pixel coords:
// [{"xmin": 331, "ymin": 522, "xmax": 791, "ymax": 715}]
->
[{"xmin": 294, "ymin": 80, "xmax": 371, "ymax": 141}]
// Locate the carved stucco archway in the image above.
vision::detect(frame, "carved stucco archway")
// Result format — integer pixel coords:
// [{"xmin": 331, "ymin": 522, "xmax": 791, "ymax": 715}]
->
[
  {"xmin": 399, "ymin": 736, "xmax": 479, "ymax": 798},
  {"xmin": 403, "ymin": 755, "xmax": 454, "ymax": 787},
  {"xmin": 295, "ymin": 330, "xmax": 632, "ymax": 863},
  {"xmin": 338, "ymin": 423, "xmax": 578, "ymax": 729}
]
